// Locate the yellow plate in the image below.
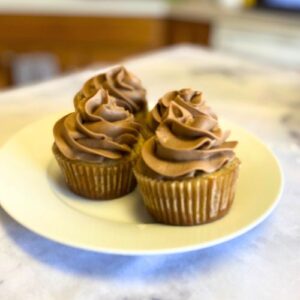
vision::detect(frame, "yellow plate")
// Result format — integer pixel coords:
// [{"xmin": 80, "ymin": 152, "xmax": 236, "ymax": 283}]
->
[{"xmin": 0, "ymin": 114, "xmax": 283, "ymax": 255}]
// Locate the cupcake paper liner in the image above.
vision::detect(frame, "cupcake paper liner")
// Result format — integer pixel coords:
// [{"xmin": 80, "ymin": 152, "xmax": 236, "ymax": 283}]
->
[
  {"xmin": 53, "ymin": 144, "xmax": 139, "ymax": 200},
  {"xmin": 134, "ymin": 158, "xmax": 240, "ymax": 226}
]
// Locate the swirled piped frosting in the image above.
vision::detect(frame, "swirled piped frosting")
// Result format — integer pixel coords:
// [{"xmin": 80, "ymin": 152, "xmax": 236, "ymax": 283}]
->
[
  {"xmin": 54, "ymin": 89, "xmax": 141, "ymax": 162},
  {"xmin": 140, "ymin": 100, "xmax": 237, "ymax": 179},
  {"xmin": 148, "ymin": 88, "xmax": 215, "ymax": 132},
  {"xmin": 74, "ymin": 66, "xmax": 147, "ymax": 114}
]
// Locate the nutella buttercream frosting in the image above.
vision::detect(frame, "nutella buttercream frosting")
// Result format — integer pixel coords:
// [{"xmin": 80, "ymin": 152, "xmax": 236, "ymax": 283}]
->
[
  {"xmin": 147, "ymin": 88, "xmax": 215, "ymax": 133},
  {"xmin": 74, "ymin": 66, "xmax": 147, "ymax": 115},
  {"xmin": 54, "ymin": 89, "xmax": 141, "ymax": 162},
  {"xmin": 140, "ymin": 101, "xmax": 237, "ymax": 179}
]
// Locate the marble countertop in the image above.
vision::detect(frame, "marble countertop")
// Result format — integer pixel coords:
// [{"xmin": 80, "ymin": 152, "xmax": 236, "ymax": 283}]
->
[{"xmin": 0, "ymin": 45, "xmax": 300, "ymax": 299}]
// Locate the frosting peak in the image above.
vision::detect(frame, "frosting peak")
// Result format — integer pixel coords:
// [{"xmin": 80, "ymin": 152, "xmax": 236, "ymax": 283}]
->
[
  {"xmin": 54, "ymin": 89, "xmax": 141, "ymax": 162},
  {"xmin": 74, "ymin": 66, "xmax": 147, "ymax": 114},
  {"xmin": 141, "ymin": 100, "xmax": 237, "ymax": 179},
  {"xmin": 148, "ymin": 88, "xmax": 216, "ymax": 132}
]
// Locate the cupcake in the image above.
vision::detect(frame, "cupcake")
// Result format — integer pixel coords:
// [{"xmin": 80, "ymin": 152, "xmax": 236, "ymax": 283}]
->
[
  {"xmin": 145, "ymin": 88, "xmax": 214, "ymax": 139},
  {"xmin": 134, "ymin": 100, "xmax": 240, "ymax": 225},
  {"xmin": 74, "ymin": 66, "xmax": 148, "ymax": 125},
  {"xmin": 53, "ymin": 89, "xmax": 143, "ymax": 200}
]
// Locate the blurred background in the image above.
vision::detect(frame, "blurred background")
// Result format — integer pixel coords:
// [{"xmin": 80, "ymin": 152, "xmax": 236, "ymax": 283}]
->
[{"xmin": 0, "ymin": 0, "xmax": 299, "ymax": 89}]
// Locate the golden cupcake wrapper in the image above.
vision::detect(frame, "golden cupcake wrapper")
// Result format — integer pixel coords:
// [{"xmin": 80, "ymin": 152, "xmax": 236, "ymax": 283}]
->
[
  {"xmin": 134, "ymin": 158, "xmax": 240, "ymax": 226},
  {"xmin": 53, "ymin": 144, "xmax": 139, "ymax": 200}
]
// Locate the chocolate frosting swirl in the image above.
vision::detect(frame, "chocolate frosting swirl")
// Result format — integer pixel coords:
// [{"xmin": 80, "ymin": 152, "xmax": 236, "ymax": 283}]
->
[
  {"xmin": 148, "ymin": 88, "xmax": 215, "ymax": 132},
  {"xmin": 74, "ymin": 66, "xmax": 147, "ymax": 114},
  {"xmin": 140, "ymin": 100, "xmax": 237, "ymax": 178},
  {"xmin": 54, "ymin": 89, "xmax": 141, "ymax": 162}
]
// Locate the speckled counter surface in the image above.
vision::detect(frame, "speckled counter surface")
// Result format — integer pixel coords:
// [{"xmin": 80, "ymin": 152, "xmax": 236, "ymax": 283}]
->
[{"xmin": 0, "ymin": 46, "xmax": 299, "ymax": 300}]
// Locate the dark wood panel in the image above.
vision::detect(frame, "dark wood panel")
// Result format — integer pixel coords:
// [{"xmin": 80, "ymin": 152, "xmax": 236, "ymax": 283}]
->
[
  {"xmin": 0, "ymin": 15, "xmax": 168, "ymax": 85},
  {"xmin": 0, "ymin": 15, "xmax": 167, "ymax": 46},
  {"xmin": 0, "ymin": 14, "xmax": 212, "ymax": 87},
  {"xmin": 168, "ymin": 19, "xmax": 211, "ymax": 46}
]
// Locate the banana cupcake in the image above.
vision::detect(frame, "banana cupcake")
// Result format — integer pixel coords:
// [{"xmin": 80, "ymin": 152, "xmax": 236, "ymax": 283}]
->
[
  {"xmin": 134, "ymin": 100, "xmax": 240, "ymax": 225},
  {"xmin": 145, "ymin": 88, "xmax": 214, "ymax": 139},
  {"xmin": 53, "ymin": 89, "xmax": 143, "ymax": 200},
  {"xmin": 74, "ymin": 66, "xmax": 148, "ymax": 124}
]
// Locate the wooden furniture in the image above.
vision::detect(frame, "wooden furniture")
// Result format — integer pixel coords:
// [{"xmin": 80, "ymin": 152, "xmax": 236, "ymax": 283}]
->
[
  {"xmin": 0, "ymin": 14, "xmax": 211, "ymax": 88},
  {"xmin": 168, "ymin": 19, "xmax": 210, "ymax": 46}
]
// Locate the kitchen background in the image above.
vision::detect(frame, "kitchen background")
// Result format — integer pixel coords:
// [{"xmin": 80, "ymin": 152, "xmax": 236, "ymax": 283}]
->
[{"xmin": 0, "ymin": 0, "xmax": 299, "ymax": 89}]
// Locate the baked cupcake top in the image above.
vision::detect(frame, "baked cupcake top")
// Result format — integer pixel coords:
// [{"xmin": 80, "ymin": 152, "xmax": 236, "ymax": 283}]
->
[
  {"xmin": 139, "ymin": 100, "xmax": 237, "ymax": 179},
  {"xmin": 54, "ymin": 89, "xmax": 141, "ymax": 162},
  {"xmin": 147, "ymin": 88, "xmax": 215, "ymax": 132},
  {"xmin": 74, "ymin": 66, "xmax": 147, "ymax": 114}
]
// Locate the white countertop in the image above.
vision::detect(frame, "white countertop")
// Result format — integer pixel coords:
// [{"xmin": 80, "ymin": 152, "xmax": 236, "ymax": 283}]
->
[{"xmin": 0, "ymin": 45, "xmax": 300, "ymax": 299}]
